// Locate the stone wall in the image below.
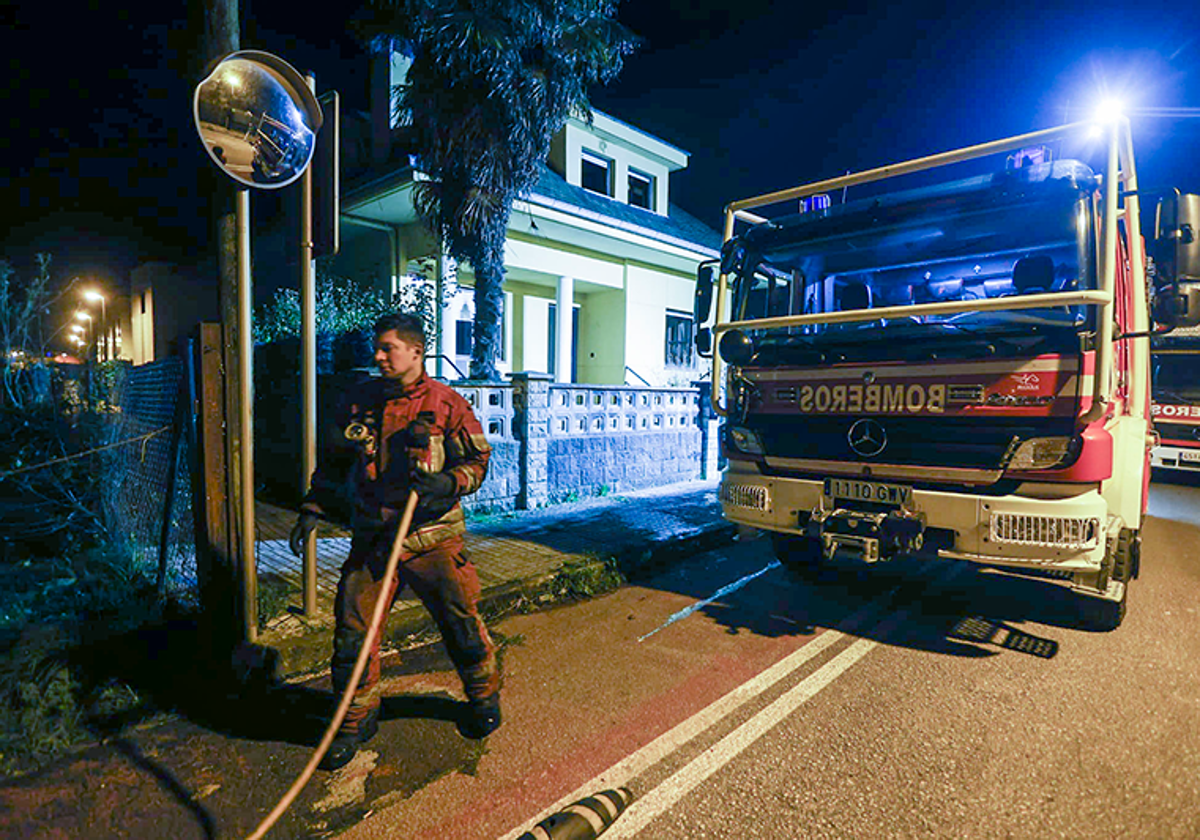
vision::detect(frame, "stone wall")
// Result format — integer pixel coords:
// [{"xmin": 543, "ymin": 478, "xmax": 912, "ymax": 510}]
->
[
  {"xmin": 452, "ymin": 381, "xmax": 520, "ymax": 512},
  {"xmin": 255, "ymin": 367, "xmax": 714, "ymax": 513},
  {"xmin": 545, "ymin": 384, "xmax": 702, "ymax": 499}
]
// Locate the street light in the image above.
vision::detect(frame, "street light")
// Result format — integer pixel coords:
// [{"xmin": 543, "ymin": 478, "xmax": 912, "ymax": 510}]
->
[
  {"xmin": 82, "ymin": 290, "xmax": 107, "ymax": 362},
  {"xmin": 74, "ymin": 311, "xmax": 94, "ymax": 361}
]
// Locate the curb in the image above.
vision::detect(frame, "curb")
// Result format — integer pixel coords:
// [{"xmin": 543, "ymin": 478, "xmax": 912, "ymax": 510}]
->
[{"xmin": 249, "ymin": 521, "xmax": 739, "ymax": 684}]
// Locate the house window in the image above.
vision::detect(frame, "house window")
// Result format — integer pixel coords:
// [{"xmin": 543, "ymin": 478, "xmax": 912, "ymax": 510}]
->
[
  {"xmin": 455, "ymin": 320, "xmax": 473, "ymax": 355},
  {"xmin": 581, "ymin": 149, "xmax": 612, "ymax": 196},
  {"xmin": 665, "ymin": 311, "xmax": 694, "ymax": 367},
  {"xmin": 628, "ymin": 169, "xmax": 654, "ymax": 210}
]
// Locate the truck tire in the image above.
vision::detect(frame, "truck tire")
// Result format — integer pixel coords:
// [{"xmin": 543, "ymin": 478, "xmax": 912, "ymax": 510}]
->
[
  {"xmin": 771, "ymin": 534, "xmax": 823, "ymax": 575},
  {"xmin": 1079, "ymin": 580, "xmax": 1128, "ymax": 632},
  {"xmin": 1111, "ymin": 528, "xmax": 1140, "ymax": 584}
]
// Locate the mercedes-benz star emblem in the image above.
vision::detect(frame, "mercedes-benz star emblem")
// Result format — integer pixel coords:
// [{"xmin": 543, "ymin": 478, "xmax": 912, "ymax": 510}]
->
[{"xmin": 847, "ymin": 419, "xmax": 887, "ymax": 457}]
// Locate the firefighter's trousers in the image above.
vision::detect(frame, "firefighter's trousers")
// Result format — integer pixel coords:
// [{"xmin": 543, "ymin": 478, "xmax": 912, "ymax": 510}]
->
[{"xmin": 332, "ymin": 529, "xmax": 498, "ymax": 736}]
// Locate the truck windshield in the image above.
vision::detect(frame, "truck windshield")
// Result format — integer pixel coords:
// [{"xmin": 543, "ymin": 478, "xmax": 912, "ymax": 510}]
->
[
  {"xmin": 732, "ymin": 179, "xmax": 1095, "ymax": 345},
  {"xmin": 1152, "ymin": 355, "xmax": 1200, "ymax": 403}
]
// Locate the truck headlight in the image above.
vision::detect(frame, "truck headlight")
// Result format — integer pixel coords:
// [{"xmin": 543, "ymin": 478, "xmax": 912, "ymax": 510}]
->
[
  {"xmin": 729, "ymin": 426, "xmax": 765, "ymax": 455},
  {"xmin": 1008, "ymin": 436, "xmax": 1072, "ymax": 470}
]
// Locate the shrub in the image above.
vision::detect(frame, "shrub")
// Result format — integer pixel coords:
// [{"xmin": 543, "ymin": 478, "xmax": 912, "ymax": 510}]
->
[{"xmin": 254, "ymin": 261, "xmax": 455, "ymax": 360}]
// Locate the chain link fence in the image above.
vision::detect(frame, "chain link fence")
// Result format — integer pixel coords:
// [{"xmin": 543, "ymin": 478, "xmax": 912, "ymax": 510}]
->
[{"xmin": 103, "ymin": 357, "xmax": 197, "ymax": 605}]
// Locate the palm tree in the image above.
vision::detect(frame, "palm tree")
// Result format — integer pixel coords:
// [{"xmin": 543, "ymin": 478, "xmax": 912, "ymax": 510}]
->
[{"xmin": 354, "ymin": 0, "xmax": 637, "ymax": 380}]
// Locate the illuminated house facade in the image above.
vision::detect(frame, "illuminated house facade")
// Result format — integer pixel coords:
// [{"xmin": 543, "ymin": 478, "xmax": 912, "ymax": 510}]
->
[{"xmin": 330, "ymin": 55, "xmax": 720, "ymax": 385}]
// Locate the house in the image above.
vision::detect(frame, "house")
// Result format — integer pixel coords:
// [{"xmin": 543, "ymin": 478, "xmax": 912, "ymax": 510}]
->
[{"xmin": 328, "ymin": 52, "xmax": 721, "ymax": 386}]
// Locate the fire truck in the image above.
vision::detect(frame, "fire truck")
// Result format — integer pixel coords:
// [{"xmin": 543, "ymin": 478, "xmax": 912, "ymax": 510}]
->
[
  {"xmin": 692, "ymin": 120, "xmax": 1200, "ymax": 630},
  {"xmin": 1151, "ymin": 326, "xmax": 1200, "ymax": 472}
]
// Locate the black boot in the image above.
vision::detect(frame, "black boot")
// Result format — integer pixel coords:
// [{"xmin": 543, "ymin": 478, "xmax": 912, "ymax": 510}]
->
[
  {"xmin": 460, "ymin": 694, "xmax": 501, "ymax": 739},
  {"xmin": 320, "ymin": 709, "xmax": 379, "ymax": 771}
]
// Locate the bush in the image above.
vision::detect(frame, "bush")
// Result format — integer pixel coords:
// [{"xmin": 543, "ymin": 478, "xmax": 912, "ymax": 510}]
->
[{"xmin": 254, "ymin": 262, "xmax": 455, "ymax": 372}]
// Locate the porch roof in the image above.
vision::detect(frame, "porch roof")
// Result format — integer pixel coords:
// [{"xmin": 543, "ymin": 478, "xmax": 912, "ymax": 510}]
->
[{"xmin": 342, "ymin": 163, "xmax": 721, "ymax": 258}]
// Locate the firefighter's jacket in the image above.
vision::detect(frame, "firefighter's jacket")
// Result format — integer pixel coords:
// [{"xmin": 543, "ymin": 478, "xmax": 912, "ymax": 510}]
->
[{"xmin": 302, "ymin": 372, "xmax": 491, "ymax": 553}]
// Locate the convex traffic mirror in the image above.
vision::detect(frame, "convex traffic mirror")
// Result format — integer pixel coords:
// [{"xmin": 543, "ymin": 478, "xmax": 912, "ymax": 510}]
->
[{"xmin": 194, "ymin": 50, "xmax": 323, "ymax": 189}]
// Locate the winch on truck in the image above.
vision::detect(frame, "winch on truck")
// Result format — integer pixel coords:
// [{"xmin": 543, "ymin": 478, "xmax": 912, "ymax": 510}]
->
[{"xmin": 692, "ymin": 118, "xmax": 1200, "ymax": 630}]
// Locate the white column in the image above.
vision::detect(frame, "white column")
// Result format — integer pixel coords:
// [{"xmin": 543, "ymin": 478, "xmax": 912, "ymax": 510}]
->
[{"xmin": 556, "ymin": 274, "xmax": 574, "ymax": 383}]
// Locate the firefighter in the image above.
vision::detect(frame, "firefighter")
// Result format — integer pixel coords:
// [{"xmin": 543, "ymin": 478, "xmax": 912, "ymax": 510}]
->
[{"xmin": 289, "ymin": 312, "xmax": 499, "ymax": 771}]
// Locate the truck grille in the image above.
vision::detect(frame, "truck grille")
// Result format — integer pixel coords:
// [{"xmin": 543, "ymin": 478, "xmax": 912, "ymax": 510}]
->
[
  {"xmin": 753, "ymin": 415, "xmax": 1073, "ymax": 471},
  {"xmin": 720, "ymin": 483, "xmax": 771, "ymax": 511},
  {"xmin": 989, "ymin": 513, "xmax": 1100, "ymax": 549}
]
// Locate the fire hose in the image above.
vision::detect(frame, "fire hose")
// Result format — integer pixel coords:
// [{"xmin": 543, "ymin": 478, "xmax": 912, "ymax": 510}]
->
[{"xmin": 245, "ymin": 489, "xmax": 419, "ymax": 840}]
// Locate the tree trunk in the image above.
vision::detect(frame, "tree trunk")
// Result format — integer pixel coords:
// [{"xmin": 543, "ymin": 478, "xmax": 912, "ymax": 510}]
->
[{"xmin": 466, "ymin": 213, "xmax": 509, "ymax": 382}]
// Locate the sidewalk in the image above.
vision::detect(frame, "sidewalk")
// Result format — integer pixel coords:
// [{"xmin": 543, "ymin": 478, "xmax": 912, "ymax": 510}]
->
[{"xmin": 252, "ymin": 479, "xmax": 734, "ymax": 680}]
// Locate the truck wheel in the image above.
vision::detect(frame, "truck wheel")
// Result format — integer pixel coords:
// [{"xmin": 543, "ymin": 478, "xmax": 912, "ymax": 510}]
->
[
  {"xmin": 1079, "ymin": 580, "xmax": 1127, "ymax": 632},
  {"xmin": 1111, "ymin": 528, "xmax": 1140, "ymax": 583},
  {"xmin": 772, "ymin": 534, "xmax": 823, "ymax": 576}
]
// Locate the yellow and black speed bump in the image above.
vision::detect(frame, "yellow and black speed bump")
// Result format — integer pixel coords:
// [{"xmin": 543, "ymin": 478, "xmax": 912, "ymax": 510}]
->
[{"xmin": 517, "ymin": 787, "xmax": 634, "ymax": 840}]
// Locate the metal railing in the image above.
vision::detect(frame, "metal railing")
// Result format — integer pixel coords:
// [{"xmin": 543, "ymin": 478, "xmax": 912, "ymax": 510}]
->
[{"xmin": 709, "ymin": 117, "xmax": 1140, "ymax": 420}]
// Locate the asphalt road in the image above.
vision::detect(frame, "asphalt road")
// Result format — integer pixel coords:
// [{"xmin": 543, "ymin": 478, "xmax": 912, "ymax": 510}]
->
[
  {"xmin": 342, "ymin": 472, "xmax": 1200, "ymax": 840},
  {"xmin": 4, "ymin": 476, "xmax": 1194, "ymax": 838}
]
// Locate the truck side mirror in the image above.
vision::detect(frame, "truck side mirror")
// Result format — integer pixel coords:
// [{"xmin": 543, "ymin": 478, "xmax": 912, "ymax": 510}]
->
[
  {"xmin": 1152, "ymin": 193, "xmax": 1200, "ymax": 329},
  {"xmin": 695, "ymin": 326, "xmax": 712, "ymax": 356},
  {"xmin": 720, "ymin": 239, "xmax": 745, "ymax": 276},
  {"xmin": 694, "ymin": 261, "xmax": 716, "ymax": 325}
]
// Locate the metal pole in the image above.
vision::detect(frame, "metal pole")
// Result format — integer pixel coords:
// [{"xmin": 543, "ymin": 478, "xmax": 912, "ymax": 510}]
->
[
  {"xmin": 726, "ymin": 119, "xmax": 1102, "ymax": 215},
  {"xmin": 435, "ymin": 250, "xmax": 446, "ymax": 379},
  {"xmin": 300, "ymin": 72, "xmax": 318, "ymax": 618},
  {"xmin": 1095, "ymin": 120, "xmax": 1120, "ymax": 411},
  {"xmin": 1117, "ymin": 117, "xmax": 1149, "ymax": 418},
  {"xmin": 709, "ymin": 208, "xmax": 736, "ymax": 416},
  {"xmin": 237, "ymin": 188, "xmax": 258, "ymax": 642}
]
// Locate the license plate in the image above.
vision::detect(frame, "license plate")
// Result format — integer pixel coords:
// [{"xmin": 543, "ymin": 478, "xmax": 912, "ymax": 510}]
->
[
  {"xmin": 824, "ymin": 478, "xmax": 912, "ymax": 505},
  {"xmin": 1182, "ymin": 450, "xmax": 1200, "ymax": 463}
]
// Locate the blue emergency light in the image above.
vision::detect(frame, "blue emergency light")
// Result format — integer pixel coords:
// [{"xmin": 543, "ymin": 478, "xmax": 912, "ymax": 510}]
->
[{"xmin": 802, "ymin": 194, "xmax": 832, "ymax": 212}]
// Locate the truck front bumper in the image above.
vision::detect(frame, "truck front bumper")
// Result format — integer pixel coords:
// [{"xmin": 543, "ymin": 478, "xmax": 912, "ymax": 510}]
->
[
  {"xmin": 719, "ymin": 464, "xmax": 1108, "ymax": 572},
  {"xmin": 1151, "ymin": 444, "xmax": 1200, "ymax": 472}
]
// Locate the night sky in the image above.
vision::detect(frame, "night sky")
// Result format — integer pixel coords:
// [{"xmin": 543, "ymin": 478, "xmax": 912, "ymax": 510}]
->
[{"xmin": 3, "ymin": 1, "xmax": 1200, "ymax": 293}]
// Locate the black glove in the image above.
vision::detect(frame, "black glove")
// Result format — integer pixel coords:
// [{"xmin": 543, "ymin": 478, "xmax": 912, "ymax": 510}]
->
[
  {"xmin": 289, "ymin": 511, "xmax": 320, "ymax": 556},
  {"xmin": 411, "ymin": 470, "xmax": 455, "ymax": 504}
]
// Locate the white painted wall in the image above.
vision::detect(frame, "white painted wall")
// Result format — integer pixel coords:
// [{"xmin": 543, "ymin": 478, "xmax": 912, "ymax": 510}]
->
[
  {"xmin": 564, "ymin": 122, "xmax": 672, "ymax": 214},
  {"xmin": 624, "ymin": 264, "xmax": 701, "ymax": 386},
  {"xmin": 578, "ymin": 287, "xmax": 627, "ymax": 384},
  {"xmin": 505, "ymin": 237, "xmax": 623, "ymax": 288},
  {"xmin": 438, "ymin": 287, "xmax": 514, "ymax": 380},
  {"xmin": 522, "ymin": 295, "xmax": 553, "ymax": 375},
  {"xmin": 131, "ymin": 287, "xmax": 154, "ymax": 365}
]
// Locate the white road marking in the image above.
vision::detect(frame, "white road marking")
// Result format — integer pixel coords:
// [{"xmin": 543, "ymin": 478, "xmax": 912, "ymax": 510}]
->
[
  {"xmin": 497, "ymin": 572, "xmax": 907, "ymax": 840},
  {"xmin": 602, "ymin": 637, "xmax": 879, "ymax": 839},
  {"xmin": 638, "ymin": 560, "xmax": 782, "ymax": 642},
  {"xmin": 604, "ymin": 564, "xmax": 969, "ymax": 838}
]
